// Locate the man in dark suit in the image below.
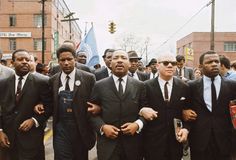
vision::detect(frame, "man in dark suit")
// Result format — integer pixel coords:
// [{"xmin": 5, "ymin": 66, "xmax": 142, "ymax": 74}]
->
[
  {"xmin": 0, "ymin": 49, "xmax": 52, "ymax": 160},
  {"xmin": 49, "ymin": 46, "xmax": 96, "ymax": 160},
  {"xmin": 128, "ymin": 50, "xmax": 149, "ymax": 81},
  {"xmin": 187, "ymin": 51, "xmax": 236, "ymax": 160},
  {"xmin": 94, "ymin": 49, "xmax": 114, "ymax": 81},
  {"xmin": 90, "ymin": 50, "xmax": 147, "ymax": 160},
  {"xmin": 140, "ymin": 53, "xmax": 189, "ymax": 160},
  {"xmin": 49, "ymin": 41, "xmax": 91, "ymax": 76},
  {"xmin": 174, "ymin": 55, "xmax": 194, "ymax": 81},
  {"xmin": 147, "ymin": 58, "xmax": 158, "ymax": 79}
]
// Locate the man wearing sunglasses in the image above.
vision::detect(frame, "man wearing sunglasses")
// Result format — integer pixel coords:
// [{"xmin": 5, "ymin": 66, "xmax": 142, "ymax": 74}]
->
[{"xmin": 140, "ymin": 54, "xmax": 190, "ymax": 160}]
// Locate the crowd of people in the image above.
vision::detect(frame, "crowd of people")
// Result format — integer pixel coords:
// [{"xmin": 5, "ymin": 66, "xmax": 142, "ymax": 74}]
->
[{"xmin": 0, "ymin": 41, "xmax": 236, "ymax": 160}]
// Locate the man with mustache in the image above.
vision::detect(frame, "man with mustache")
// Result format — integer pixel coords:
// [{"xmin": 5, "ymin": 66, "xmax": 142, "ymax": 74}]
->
[
  {"xmin": 0, "ymin": 49, "xmax": 52, "ymax": 160},
  {"xmin": 89, "ymin": 50, "xmax": 147, "ymax": 160}
]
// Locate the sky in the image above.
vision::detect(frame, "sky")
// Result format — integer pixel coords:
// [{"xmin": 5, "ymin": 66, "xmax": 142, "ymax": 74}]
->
[{"xmin": 66, "ymin": 0, "xmax": 236, "ymax": 64}]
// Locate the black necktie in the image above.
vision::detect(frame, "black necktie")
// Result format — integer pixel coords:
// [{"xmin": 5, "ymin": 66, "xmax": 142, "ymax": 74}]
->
[
  {"xmin": 131, "ymin": 73, "xmax": 134, "ymax": 77},
  {"xmin": 16, "ymin": 76, "xmax": 23, "ymax": 103},
  {"xmin": 153, "ymin": 73, "xmax": 155, "ymax": 79},
  {"xmin": 179, "ymin": 68, "xmax": 182, "ymax": 78},
  {"xmin": 211, "ymin": 77, "xmax": 217, "ymax": 111},
  {"xmin": 164, "ymin": 81, "xmax": 169, "ymax": 101},
  {"xmin": 118, "ymin": 78, "xmax": 123, "ymax": 96},
  {"xmin": 65, "ymin": 75, "xmax": 70, "ymax": 91}
]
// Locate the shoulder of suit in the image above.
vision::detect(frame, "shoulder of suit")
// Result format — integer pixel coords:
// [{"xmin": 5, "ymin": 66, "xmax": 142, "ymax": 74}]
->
[
  {"xmin": 95, "ymin": 67, "xmax": 107, "ymax": 74},
  {"xmin": 76, "ymin": 68, "xmax": 94, "ymax": 78}
]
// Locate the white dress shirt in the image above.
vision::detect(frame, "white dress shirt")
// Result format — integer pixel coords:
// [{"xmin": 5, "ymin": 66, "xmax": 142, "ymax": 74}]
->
[
  {"xmin": 150, "ymin": 72, "xmax": 158, "ymax": 79},
  {"xmin": 112, "ymin": 74, "xmax": 127, "ymax": 94},
  {"xmin": 203, "ymin": 75, "xmax": 221, "ymax": 112},
  {"xmin": 15, "ymin": 73, "xmax": 29, "ymax": 93},
  {"xmin": 111, "ymin": 74, "xmax": 143, "ymax": 133},
  {"xmin": 59, "ymin": 68, "xmax": 76, "ymax": 92},
  {"xmin": 15, "ymin": 73, "xmax": 39, "ymax": 128},
  {"xmin": 158, "ymin": 76, "xmax": 173, "ymax": 101},
  {"xmin": 107, "ymin": 67, "xmax": 112, "ymax": 77}
]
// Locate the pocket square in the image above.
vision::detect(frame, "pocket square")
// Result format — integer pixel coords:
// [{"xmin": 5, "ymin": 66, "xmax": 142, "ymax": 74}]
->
[{"xmin": 180, "ymin": 97, "xmax": 186, "ymax": 100}]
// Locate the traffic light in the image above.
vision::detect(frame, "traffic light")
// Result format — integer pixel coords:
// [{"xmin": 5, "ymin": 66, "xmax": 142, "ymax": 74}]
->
[{"xmin": 109, "ymin": 21, "xmax": 116, "ymax": 34}]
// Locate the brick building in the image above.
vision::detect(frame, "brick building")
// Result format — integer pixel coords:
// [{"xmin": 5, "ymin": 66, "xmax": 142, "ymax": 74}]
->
[
  {"xmin": 177, "ymin": 32, "xmax": 236, "ymax": 67},
  {"xmin": 0, "ymin": 0, "xmax": 81, "ymax": 64}
]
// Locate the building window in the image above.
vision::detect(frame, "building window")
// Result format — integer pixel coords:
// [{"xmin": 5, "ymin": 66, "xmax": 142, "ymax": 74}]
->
[
  {"xmin": 224, "ymin": 42, "xmax": 236, "ymax": 52},
  {"xmin": 9, "ymin": 38, "xmax": 16, "ymax": 50},
  {"xmin": 9, "ymin": 14, "xmax": 16, "ymax": 27},
  {"xmin": 34, "ymin": 14, "xmax": 47, "ymax": 28},
  {"xmin": 33, "ymin": 39, "xmax": 46, "ymax": 51}
]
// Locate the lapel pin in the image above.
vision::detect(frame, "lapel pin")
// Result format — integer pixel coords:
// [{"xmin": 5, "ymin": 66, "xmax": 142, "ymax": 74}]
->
[{"xmin": 75, "ymin": 80, "xmax": 81, "ymax": 86}]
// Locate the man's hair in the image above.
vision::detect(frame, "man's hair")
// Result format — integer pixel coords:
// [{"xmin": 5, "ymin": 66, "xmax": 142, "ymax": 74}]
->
[
  {"xmin": 12, "ymin": 49, "xmax": 28, "ymax": 61},
  {"xmin": 219, "ymin": 55, "xmax": 230, "ymax": 69},
  {"xmin": 56, "ymin": 45, "xmax": 76, "ymax": 59},
  {"xmin": 102, "ymin": 49, "xmax": 115, "ymax": 58},
  {"xmin": 199, "ymin": 50, "xmax": 216, "ymax": 65},
  {"xmin": 176, "ymin": 55, "xmax": 185, "ymax": 62}
]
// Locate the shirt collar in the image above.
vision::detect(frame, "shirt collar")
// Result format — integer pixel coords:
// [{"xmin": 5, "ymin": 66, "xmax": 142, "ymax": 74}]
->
[
  {"xmin": 112, "ymin": 74, "xmax": 128, "ymax": 84},
  {"xmin": 158, "ymin": 76, "xmax": 173, "ymax": 86},
  {"xmin": 15, "ymin": 72, "xmax": 29, "ymax": 80},
  {"xmin": 203, "ymin": 74, "xmax": 221, "ymax": 82},
  {"xmin": 61, "ymin": 68, "xmax": 76, "ymax": 81}
]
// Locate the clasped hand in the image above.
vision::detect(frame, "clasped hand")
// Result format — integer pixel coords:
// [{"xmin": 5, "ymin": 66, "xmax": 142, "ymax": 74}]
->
[{"xmin": 102, "ymin": 122, "xmax": 139, "ymax": 139}]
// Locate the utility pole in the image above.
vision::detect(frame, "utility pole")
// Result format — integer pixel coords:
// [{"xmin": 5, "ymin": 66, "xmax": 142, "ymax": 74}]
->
[
  {"xmin": 61, "ymin": 12, "xmax": 79, "ymax": 40},
  {"xmin": 39, "ymin": 0, "xmax": 46, "ymax": 64},
  {"xmin": 210, "ymin": 0, "xmax": 215, "ymax": 51}
]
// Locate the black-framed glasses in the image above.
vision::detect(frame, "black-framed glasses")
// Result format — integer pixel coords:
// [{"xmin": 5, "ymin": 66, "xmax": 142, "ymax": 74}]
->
[{"xmin": 159, "ymin": 61, "xmax": 177, "ymax": 66}]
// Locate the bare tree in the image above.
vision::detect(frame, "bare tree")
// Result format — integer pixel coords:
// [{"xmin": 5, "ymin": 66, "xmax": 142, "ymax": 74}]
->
[{"xmin": 116, "ymin": 33, "xmax": 150, "ymax": 64}]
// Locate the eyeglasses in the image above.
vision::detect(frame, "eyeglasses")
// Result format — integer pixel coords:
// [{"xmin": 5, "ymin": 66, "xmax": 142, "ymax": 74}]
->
[{"xmin": 159, "ymin": 61, "xmax": 177, "ymax": 66}]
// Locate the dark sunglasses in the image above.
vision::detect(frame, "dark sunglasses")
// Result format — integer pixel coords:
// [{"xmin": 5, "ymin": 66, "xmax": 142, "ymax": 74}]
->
[{"xmin": 159, "ymin": 61, "xmax": 177, "ymax": 66}]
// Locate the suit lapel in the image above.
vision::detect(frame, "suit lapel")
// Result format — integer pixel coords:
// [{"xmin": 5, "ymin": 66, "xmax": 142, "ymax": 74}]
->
[
  {"xmin": 72, "ymin": 69, "xmax": 83, "ymax": 100},
  {"xmin": 18, "ymin": 73, "xmax": 33, "ymax": 102},
  {"xmin": 216, "ymin": 77, "xmax": 224, "ymax": 105},
  {"xmin": 169, "ymin": 78, "xmax": 177, "ymax": 104},
  {"xmin": 153, "ymin": 77, "xmax": 166, "ymax": 103},
  {"xmin": 9, "ymin": 75, "xmax": 16, "ymax": 103},
  {"xmin": 107, "ymin": 76, "xmax": 121, "ymax": 98},
  {"xmin": 53, "ymin": 73, "xmax": 61, "ymax": 115},
  {"xmin": 122, "ymin": 77, "xmax": 133, "ymax": 100}
]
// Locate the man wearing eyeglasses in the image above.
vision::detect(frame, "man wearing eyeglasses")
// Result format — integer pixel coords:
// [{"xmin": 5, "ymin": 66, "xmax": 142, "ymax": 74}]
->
[{"xmin": 140, "ymin": 54, "xmax": 190, "ymax": 160}]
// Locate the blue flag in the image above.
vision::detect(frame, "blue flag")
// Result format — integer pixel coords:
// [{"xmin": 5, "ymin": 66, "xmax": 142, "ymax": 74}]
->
[{"xmin": 78, "ymin": 26, "xmax": 100, "ymax": 67}]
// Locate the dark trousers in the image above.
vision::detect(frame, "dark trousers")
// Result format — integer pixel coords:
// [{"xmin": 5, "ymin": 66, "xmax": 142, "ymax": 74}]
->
[
  {"xmin": 0, "ymin": 143, "xmax": 44, "ymax": 160},
  {"xmin": 108, "ymin": 140, "xmax": 128, "ymax": 160},
  {"xmin": 54, "ymin": 122, "xmax": 88, "ymax": 160},
  {"xmin": 191, "ymin": 131, "xmax": 230, "ymax": 160}
]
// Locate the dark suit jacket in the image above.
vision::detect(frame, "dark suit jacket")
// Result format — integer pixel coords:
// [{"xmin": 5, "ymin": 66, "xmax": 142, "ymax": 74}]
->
[
  {"xmin": 90, "ymin": 76, "xmax": 147, "ymax": 160},
  {"xmin": 143, "ymin": 77, "xmax": 190, "ymax": 159},
  {"xmin": 49, "ymin": 62, "xmax": 91, "ymax": 76},
  {"xmin": 188, "ymin": 77, "xmax": 236, "ymax": 155},
  {"xmin": 94, "ymin": 67, "xmax": 109, "ymax": 81},
  {"xmin": 0, "ymin": 73, "xmax": 52, "ymax": 156},
  {"xmin": 174, "ymin": 67, "xmax": 194, "ymax": 80},
  {"xmin": 136, "ymin": 71, "xmax": 149, "ymax": 81},
  {"xmin": 49, "ymin": 69, "xmax": 96, "ymax": 150}
]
